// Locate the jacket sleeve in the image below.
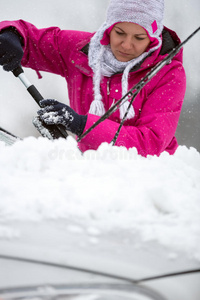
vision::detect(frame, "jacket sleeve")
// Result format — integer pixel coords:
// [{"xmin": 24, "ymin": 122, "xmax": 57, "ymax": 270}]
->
[
  {"xmin": 0, "ymin": 20, "xmax": 86, "ymax": 77},
  {"xmin": 79, "ymin": 63, "xmax": 186, "ymax": 157}
]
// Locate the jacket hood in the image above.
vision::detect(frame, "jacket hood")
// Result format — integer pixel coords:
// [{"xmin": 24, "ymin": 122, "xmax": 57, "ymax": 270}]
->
[{"xmin": 160, "ymin": 27, "xmax": 182, "ymax": 60}]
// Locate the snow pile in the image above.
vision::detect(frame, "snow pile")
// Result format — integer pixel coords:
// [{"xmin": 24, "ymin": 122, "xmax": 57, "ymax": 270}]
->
[{"xmin": 0, "ymin": 136, "xmax": 200, "ymax": 260}]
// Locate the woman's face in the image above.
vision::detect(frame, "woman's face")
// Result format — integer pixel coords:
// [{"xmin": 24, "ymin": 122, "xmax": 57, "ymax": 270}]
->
[{"xmin": 110, "ymin": 22, "xmax": 151, "ymax": 62}]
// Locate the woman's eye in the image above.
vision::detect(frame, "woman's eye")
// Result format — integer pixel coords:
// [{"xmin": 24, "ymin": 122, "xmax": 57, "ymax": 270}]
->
[
  {"xmin": 115, "ymin": 31, "xmax": 124, "ymax": 35},
  {"xmin": 135, "ymin": 36, "xmax": 145, "ymax": 41}
]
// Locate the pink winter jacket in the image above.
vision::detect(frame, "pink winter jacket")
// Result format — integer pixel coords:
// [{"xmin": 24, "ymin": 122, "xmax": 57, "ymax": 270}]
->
[{"xmin": 0, "ymin": 20, "xmax": 186, "ymax": 156}]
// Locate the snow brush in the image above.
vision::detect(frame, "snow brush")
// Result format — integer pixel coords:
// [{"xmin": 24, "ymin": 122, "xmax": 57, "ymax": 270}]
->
[
  {"xmin": 78, "ymin": 26, "xmax": 200, "ymax": 145},
  {"xmin": 12, "ymin": 66, "xmax": 68, "ymax": 140}
]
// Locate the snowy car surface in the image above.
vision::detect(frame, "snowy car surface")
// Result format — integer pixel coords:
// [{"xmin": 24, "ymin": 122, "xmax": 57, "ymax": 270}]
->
[
  {"xmin": 0, "ymin": 137, "xmax": 200, "ymax": 300},
  {"xmin": 0, "ymin": 220, "xmax": 200, "ymax": 300}
]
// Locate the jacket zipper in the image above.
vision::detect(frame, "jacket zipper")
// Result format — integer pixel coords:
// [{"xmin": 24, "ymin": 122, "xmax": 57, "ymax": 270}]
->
[
  {"xmin": 107, "ymin": 79, "xmax": 116, "ymax": 109},
  {"xmin": 107, "ymin": 79, "xmax": 110, "ymax": 96}
]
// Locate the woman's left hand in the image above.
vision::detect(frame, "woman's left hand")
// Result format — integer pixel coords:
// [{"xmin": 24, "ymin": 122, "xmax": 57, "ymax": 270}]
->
[{"xmin": 37, "ymin": 99, "xmax": 87, "ymax": 136}]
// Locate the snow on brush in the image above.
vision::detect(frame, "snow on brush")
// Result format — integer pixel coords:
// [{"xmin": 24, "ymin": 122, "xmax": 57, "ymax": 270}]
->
[{"xmin": 0, "ymin": 136, "xmax": 200, "ymax": 261}]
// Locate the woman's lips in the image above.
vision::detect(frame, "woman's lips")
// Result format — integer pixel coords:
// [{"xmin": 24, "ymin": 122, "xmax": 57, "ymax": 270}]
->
[{"xmin": 118, "ymin": 51, "xmax": 131, "ymax": 56}]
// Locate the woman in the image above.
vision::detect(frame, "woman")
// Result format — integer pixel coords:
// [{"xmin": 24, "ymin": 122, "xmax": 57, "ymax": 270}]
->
[{"xmin": 0, "ymin": 0, "xmax": 186, "ymax": 156}]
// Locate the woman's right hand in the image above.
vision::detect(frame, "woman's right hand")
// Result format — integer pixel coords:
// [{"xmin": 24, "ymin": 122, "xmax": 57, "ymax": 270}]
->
[{"xmin": 0, "ymin": 29, "xmax": 24, "ymax": 71}]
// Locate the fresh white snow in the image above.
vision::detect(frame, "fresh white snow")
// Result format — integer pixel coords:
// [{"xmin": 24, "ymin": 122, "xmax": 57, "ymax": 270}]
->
[{"xmin": 0, "ymin": 136, "xmax": 200, "ymax": 262}]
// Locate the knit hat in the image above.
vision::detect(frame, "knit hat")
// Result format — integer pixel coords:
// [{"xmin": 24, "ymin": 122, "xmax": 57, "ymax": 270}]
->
[{"xmin": 88, "ymin": 0, "xmax": 165, "ymax": 119}]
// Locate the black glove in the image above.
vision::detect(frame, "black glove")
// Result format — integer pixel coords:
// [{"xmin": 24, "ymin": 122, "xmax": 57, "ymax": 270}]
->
[
  {"xmin": 0, "ymin": 28, "xmax": 24, "ymax": 71},
  {"xmin": 37, "ymin": 99, "xmax": 87, "ymax": 137}
]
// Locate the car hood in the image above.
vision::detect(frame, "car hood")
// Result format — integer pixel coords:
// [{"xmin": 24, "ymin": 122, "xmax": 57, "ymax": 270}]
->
[{"xmin": 0, "ymin": 220, "xmax": 199, "ymax": 288}]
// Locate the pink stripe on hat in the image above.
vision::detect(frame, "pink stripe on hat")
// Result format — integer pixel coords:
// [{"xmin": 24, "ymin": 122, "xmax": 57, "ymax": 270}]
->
[{"xmin": 151, "ymin": 20, "xmax": 158, "ymax": 33}]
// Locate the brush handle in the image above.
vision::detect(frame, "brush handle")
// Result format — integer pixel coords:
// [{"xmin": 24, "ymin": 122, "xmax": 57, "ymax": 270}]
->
[{"xmin": 12, "ymin": 66, "xmax": 68, "ymax": 139}]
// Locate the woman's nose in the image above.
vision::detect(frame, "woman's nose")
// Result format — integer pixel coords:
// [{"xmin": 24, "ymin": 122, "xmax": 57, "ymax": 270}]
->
[{"xmin": 121, "ymin": 37, "xmax": 133, "ymax": 50}]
